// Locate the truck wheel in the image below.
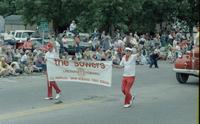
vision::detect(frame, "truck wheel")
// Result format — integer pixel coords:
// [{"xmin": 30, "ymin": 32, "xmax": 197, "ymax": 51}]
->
[{"xmin": 176, "ymin": 73, "xmax": 189, "ymax": 83}]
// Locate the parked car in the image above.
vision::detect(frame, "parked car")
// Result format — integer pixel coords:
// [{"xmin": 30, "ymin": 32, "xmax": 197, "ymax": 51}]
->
[
  {"xmin": 13, "ymin": 30, "xmax": 41, "ymax": 42},
  {"xmin": 1, "ymin": 31, "xmax": 15, "ymax": 45},
  {"xmin": 173, "ymin": 46, "xmax": 199, "ymax": 83}
]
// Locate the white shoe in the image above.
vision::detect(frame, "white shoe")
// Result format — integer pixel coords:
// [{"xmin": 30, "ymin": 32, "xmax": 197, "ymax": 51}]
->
[
  {"xmin": 44, "ymin": 97, "xmax": 53, "ymax": 100},
  {"xmin": 123, "ymin": 104, "xmax": 131, "ymax": 108},
  {"xmin": 55, "ymin": 93, "xmax": 60, "ymax": 99},
  {"xmin": 130, "ymin": 96, "xmax": 135, "ymax": 105}
]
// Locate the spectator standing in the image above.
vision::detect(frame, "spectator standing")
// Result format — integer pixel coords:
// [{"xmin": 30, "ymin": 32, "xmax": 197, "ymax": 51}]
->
[
  {"xmin": 102, "ymin": 34, "xmax": 111, "ymax": 51},
  {"xmin": 139, "ymin": 35, "xmax": 146, "ymax": 49},
  {"xmin": 100, "ymin": 31, "xmax": 106, "ymax": 46},
  {"xmin": 23, "ymin": 38, "xmax": 33, "ymax": 52},
  {"xmin": 55, "ymin": 38, "xmax": 60, "ymax": 54},
  {"xmin": 149, "ymin": 49, "xmax": 160, "ymax": 68},
  {"xmin": 74, "ymin": 35, "xmax": 82, "ymax": 60},
  {"xmin": 134, "ymin": 32, "xmax": 139, "ymax": 42},
  {"xmin": 154, "ymin": 33, "xmax": 161, "ymax": 48},
  {"xmin": 194, "ymin": 23, "xmax": 199, "ymax": 47},
  {"xmin": 129, "ymin": 33, "xmax": 138, "ymax": 48},
  {"xmin": 69, "ymin": 20, "xmax": 77, "ymax": 34}
]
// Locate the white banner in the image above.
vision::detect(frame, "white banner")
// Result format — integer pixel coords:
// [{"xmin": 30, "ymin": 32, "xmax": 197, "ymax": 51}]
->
[{"xmin": 47, "ymin": 59, "xmax": 112, "ymax": 87}]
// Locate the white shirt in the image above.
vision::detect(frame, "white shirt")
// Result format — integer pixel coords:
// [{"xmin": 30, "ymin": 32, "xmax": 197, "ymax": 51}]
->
[
  {"xmin": 20, "ymin": 54, "xmax": 28, "ymax": 62},
  {"xmin": 120, "ymin": 54, "xmax": 137, "ymax": 77}
]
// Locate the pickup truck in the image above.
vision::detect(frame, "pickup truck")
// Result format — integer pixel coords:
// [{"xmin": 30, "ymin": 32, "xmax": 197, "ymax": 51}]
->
[{"xmin": 12, "ymin": 30, "xmax": 42, "ymax": 48}]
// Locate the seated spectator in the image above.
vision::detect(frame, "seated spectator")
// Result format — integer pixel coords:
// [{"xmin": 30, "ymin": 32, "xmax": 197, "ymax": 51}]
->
[
  {"xmin": 83, "ymin": 48, "xmax": 93, "ymax": 60},
  {"xmin": 34, "ymin": 53, "xmax": 46, "ymax": 72},
  {"xmin": 105, "ymin": 50, "xmax": 112, "ymax": 61},
  {"xmin": 94, "ymin": 46, "xmax": 102, "ymax": 61},
  {"xmin": 13, "ymin": 49, "xmax": 22, "ymax": 62},
  {"xmin": 33, "ymin": 47, "xmax": 42, "ymax": 56},
  {"xmin": 4, "ymin": 46, "xmax": 14, "ymax": 65},
  {"xmin": 20, "ymin": 50, "xmax": 29, "ymax": 65},
  {"xmin": 0, "ymin": 57, "xmax": 14, "ymax": 77},
  {"xmin": 112, "ymin": 51, "xmax": 121, "ymax": 65},
  {"xmin": 24, "ymin": 52, "xmax": 37, "ymax": 74},
  {"xmin": 10, "ymin": 61, "xmax": 23, "ymax": 75},
  {"xmin": 24, "ymin": 61, "xmax": 34, "ymax": 74}
]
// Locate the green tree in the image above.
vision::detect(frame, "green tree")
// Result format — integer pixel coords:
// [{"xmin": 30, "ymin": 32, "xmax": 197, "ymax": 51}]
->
[
  {"xmin": 176, "ymin": 0, "xmax": 199, "ymax": 34},
  {"xmin": 0, "ymin": 0, "xmax": 16, "ymax": 16},
  {"xmin": 2, "ymin": 0, "xmax": 199, "ymax": 35}
]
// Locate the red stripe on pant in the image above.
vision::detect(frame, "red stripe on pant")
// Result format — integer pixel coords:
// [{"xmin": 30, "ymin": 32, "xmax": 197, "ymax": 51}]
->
[
  {"xmin": 47, "ymin": 81, "xmax": 61, "ymax": 97},
  {"xmin": 46, "ymin": 72, "xmax": 61, "ymax": 98},
  {"xmin": 121, "ymin": 76, "xmax": 135, "ymax": 105}
]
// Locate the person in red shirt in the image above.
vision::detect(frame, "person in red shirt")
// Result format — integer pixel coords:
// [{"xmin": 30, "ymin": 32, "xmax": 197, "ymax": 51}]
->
[{"xmin": 23, "ymin": 38, "xmax": 33, "ymax": 51}]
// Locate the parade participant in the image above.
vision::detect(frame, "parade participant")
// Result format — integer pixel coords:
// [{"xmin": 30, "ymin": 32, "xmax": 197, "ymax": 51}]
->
[
  {"xmin": 113, "ymin": 47, "xmax": 138, "ymax": 108},
  {"xmin": 44, "ymin": 42, "xmax": 61, "ymax": 100}
]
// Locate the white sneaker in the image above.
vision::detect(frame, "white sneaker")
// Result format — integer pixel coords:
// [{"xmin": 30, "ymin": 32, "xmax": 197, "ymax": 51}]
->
[
  {"xmin": 123, "ymin": 104, "xmax": 131, "ymax": 108},
  {"xmin": 44, "ymin": 97, "xmax": 53, "ymax": 100},
  {"xmin": 55, "ymin": 93, "xmax": 60, "ymax": 99},
  {"xmin": 130, "ymin": 96, "xmax": 135, "ymax": 105}
]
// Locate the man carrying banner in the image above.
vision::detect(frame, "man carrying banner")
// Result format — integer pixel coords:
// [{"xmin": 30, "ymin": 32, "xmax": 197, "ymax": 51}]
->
[
  {"xmin": 113, "ymin": 47, "xmax": 138, "ymax": 108},
  {"xmin": 44, "ymin": 42, "xmax": 61, "ymax": 100}
]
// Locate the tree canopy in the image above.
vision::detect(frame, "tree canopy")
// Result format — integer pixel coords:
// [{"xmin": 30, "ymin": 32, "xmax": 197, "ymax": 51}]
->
[{"xmin": 0, "ymin": 0, "xmax": 199, "ymax": 35}]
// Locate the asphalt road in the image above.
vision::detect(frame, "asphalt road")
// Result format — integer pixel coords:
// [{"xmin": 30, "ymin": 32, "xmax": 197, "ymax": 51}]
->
[{"xmin": 0, "ymin": 61, "xmax": 198, "ymax": 124}]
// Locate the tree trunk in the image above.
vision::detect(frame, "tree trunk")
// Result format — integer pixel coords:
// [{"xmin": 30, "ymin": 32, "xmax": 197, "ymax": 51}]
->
[{"xmin": 109, "ymin": 23, "xmax": 114, "ymax": 37}]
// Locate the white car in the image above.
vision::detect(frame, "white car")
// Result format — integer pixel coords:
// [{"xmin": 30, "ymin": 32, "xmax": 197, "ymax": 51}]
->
[{"xmin": 13, "ymin": 30, "xmax": 41, "ymax": 42}]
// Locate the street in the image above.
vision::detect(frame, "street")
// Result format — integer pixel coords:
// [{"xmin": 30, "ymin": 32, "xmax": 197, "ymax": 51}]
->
[{"xmin": 0, "ymin": 61, "xmax": 198, "ymax": 124}]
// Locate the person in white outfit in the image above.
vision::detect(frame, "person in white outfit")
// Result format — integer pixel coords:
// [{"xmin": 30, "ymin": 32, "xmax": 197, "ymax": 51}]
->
[{"xmin": 113, "ymin": 47, "xmax": 139, "ymax": 108}]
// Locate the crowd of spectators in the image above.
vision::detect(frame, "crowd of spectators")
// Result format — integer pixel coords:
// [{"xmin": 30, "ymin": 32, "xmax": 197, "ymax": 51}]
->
[{"xmin": 0, "ymin": 26, "xmax": 197, "ymax": 78}]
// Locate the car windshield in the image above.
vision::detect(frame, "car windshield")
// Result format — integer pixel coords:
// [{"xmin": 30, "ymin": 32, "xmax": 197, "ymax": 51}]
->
[{"xmin": 22, "ymin": 32, "xmax": 35, "ymax": 38}]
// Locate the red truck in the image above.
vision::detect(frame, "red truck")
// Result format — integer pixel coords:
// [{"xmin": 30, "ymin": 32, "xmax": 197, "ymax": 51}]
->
[{"xmin": 173, "ymin": 46, "xmax": 199, "ymax": 83}]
